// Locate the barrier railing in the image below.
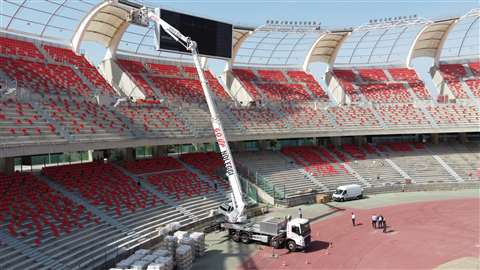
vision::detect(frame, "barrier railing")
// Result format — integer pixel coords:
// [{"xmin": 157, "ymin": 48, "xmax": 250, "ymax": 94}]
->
[{"xmin": 235, "ymin": 161, "xmax": 285, "ymax": 201}]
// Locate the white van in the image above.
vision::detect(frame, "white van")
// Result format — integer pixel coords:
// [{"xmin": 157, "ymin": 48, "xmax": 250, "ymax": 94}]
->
[{"xmin": 332, "ymin": 184, "xmax": 363, "ymax": 201}]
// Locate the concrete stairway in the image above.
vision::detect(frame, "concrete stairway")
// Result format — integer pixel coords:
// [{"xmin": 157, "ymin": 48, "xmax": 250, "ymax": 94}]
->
[
  {"xmin": 38, "ymin": 174, "xmax": 131, "ymax": 233},
  {"xmin": 0, "ymin": 231, "xmax": 66, "ymax": 270},
  {"xmin": 113, "ymin": 164, "xmax": 198, "ymax": 222}
]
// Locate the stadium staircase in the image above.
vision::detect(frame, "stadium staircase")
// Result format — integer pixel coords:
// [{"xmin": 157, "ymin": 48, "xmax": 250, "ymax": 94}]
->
[
  {"xmin": 336, "ymin": 144, "xmax": 405, "ymax": 187},
  {"xmin": 117, "ymin": 156, "xmax": 227, "ymax": 223},
  {"xmin": 429, "ymin": 154, "xmax": 463, "ymax": 182},
  {"xmin": 278, "ymin": 152, "xmax": 329, "ymax": 192},
  {"xmin": 37, "ymin": 174, "xmax": 130, "ymax": 233},
  {"xmin": 29, "ymin": 100, "xmax": 73, "ymax": 142},
  {"xmin": 370, "ymin": 106, "xmax": 388, "ymax": 129},
  {"xmin": 0, "ymin": 230, "xmax": 66, "ymax": 270},
  {"xmin": 145, "ymin": 170, "xmax": 225, "ymax": 222},
  {"xmin": 113, "ymin": 164, "xmax": 199, "ymax": 223},
  {"xmin": 0, "ymin": 240, "xmax": 49, "ymax": 270},
  {"xmin": 379, "ymin": 143, "xmax": 459, "ymax": 184},
  {"xmin": 426, "ymin": 144, "xmax": 479, "ymax": 182},
  {"xmin": 460, "ymin": 80, "xmax": 480, "ymax": 109},
  {"xmin": 318, "ymin": 145, "xmax": 372, "ymax": 187},
  {"xmin": 417, "ymin": 105, "xmax": 440, "ymax": 128},
  {"xmin": 236, "ymin": 151, "xmax": 321, "ymax": 198},
  {"xmin": 177, "ymin": 159, "xmax": 228, "ymax": 194},
  {"xmin": 0, "ymin": 98, "xmax": 68, "ymax": 146},
  {"xmin": 281, "ymin": 146, "xmax": 367, "ymax": 191}
]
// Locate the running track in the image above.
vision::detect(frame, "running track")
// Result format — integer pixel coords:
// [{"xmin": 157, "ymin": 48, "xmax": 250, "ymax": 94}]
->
[{"xmin": 240, "ymin": 198, "xmax": 480, "ymax": 269}]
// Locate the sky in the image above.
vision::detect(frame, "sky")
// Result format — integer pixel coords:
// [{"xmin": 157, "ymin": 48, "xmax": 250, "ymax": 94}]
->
[{"xmin": 142, "ymin": 0, "xmax": 476, "ymax": 29}]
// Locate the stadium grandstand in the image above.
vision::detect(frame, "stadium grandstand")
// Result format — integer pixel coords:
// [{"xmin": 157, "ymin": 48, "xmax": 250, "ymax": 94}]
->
[{"xmin": 0, "ymin": 1, "xmax": 479, "ymax": 269}]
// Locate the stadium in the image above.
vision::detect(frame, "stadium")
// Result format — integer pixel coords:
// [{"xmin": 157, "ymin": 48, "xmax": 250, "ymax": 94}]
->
[{"xmin": 0, "ymin": 0, "xmax": 479, "ymax": 269}]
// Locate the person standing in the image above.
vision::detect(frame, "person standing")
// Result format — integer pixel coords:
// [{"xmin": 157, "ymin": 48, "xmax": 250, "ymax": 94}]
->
[
  {"xmin": 351, "ymin": 212, "xmax": 356, "ymax": 226},
  {"xmin": 371, "ymin": 214, "xmax": 377, "ymax": 229},
  {"xmin": 377, "ymin": 215, "xmax": 383, "ymax": 229},
  {"xmin": 383, "ymin": 218, "xmax": 387, "ymax": 233},
  {"xmin": 298, "ymin": 207, "xmax": 303, "ymax": 218}
]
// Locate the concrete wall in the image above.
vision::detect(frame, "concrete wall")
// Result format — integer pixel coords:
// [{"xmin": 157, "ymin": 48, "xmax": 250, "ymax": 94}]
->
[
  {"xmin": 326, "ymin": 72, "xmax": 346, "ymax": 104},
  {"xmin": 100, "ymin": 58, "xmax": 145, "ymax": 100},
  {"xmin": 0, "ymin": 157, "xmax": 14, "ymax": 173},
  {"xmin": 223, "ymin": 72, "xmax": 253, "ymax": 105},
  {"xmin": 431, "ymin": 68, "xmax": 454, "ymax": 99}
]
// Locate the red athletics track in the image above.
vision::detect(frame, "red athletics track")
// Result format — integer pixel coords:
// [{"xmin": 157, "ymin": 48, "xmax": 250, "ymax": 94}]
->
[{"xmin": 240, "ymin": 198, "xmax": 480, "ymax": 269}]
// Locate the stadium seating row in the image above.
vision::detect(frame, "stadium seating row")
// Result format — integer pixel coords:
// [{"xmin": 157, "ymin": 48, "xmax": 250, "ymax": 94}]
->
[
  {"xmin": 332, "ymin": 68, "xmax": 432, "ymax": 102},
  {"xmin": 0, "ymin": 37, "xmax": 116, "ymax": 96},
  {"xmin": 117, "ymin": 58, "xmax": 229, "ymax": 102},
  {"xmin": 439, "ymin": 63, "xmax": 480, "ymax": 98},
  {"xmin": 232, "ymin": 68, "xmax": 329, "ymax": 102}
]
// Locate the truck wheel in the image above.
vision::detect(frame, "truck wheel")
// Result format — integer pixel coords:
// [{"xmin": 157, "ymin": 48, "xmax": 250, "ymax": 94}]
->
[
  {"xmin": 286, "ymin": 240, "xmax": 297, "ymax": 252},
  {"xmin": 232, "ymin": 232, "xmax": 240, "ymax": 242},
  {"xmin": 240, "ymin": 233, "xmax": 250, "ymax": 244}
]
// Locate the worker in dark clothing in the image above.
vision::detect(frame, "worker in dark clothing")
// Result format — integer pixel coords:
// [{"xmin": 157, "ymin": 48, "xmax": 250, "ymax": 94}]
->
[
  {"xmin": 383, "ymin": 219, "xmax": 387, "ymax": 233},
  {"xmin": 377, "ymin": 215, "xmax": 383, "ymax": 229}
]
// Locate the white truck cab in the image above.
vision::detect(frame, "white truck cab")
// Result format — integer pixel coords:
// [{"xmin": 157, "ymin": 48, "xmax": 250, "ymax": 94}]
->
[
  {"xmin": 285, "ymin": 218, "xmax": 311, "ymax": 251},
  {"xmin": 332, "ymin": 184, "xmax": 363, "ymax": 201}
]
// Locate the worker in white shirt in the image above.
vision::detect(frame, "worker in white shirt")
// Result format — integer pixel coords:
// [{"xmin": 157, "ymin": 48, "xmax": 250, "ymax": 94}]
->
[
  {"xmin": 371, "ymin": 214, "xmax": 377, "ymax": 229},
  {"xmin": 351, "ymin": 212, "xmax": 356, "ymax": 226}
]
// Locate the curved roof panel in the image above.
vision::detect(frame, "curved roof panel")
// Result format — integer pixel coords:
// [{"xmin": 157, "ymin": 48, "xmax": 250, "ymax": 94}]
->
[
  {"xmin": 306, "ymin": 30, "xmax": 351, "ymax": 65},
  {"xmin": 440, "ymin": 9, "xmax": 479, "ymax": 61},
  {"xmin": 233, "ymin": 24, "xmax": 325, "ymax": 68},
  {"xmin": 0, "ymin": 0, "xmax": 97, "ymax": 42},
  {"xmin": 410, "ymin": 18, "xmax": 457, "ymax": 59},
  {"xmin": 334, "ymin": 18, "xmax": 431, "ymax": 67}
]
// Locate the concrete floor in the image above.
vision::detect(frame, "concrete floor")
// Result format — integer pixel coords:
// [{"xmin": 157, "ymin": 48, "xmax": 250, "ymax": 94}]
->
[{"xmin": 191, "ymin": 189, "xmax": 480, "ymax": 270}]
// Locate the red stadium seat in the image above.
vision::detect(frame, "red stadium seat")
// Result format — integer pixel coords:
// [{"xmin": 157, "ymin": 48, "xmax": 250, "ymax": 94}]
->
[{"xmin": 0, "ymin": 172, "xmax": 92, "ymax": 246}]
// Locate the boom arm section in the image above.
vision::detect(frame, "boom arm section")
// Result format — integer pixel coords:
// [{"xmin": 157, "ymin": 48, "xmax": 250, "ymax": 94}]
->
[{"xmin": 144, "ymin": 8, "xmax": 246, "ymax": 223}]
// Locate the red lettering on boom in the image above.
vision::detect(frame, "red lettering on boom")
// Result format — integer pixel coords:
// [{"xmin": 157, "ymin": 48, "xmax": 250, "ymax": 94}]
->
[{"xmin": 214, "ymin": 128, "xmax": 226, "ymax": 147}]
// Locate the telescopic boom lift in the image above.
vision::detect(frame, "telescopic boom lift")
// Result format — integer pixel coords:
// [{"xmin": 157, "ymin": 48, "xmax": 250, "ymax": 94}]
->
[
  {"xmin": 124, "ymin": 4, "xmax": 312, "ymax": 252},
  {"xmin": 132, "ymin": 7, "xmax": 247, "ymax": 224}
]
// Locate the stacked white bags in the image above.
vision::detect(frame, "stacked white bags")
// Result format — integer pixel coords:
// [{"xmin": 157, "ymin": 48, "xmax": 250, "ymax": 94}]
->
[
  {"xmin": 189, "ymin": 232, "xmax": 206, "ymax": 257},
  {"xmin": 146, "ymin": 255, "xmax": 174, "ymax": 270},
  {"xmin": 111, "ymin": 230, "xmax": 204, "ymax": 270},
  {"xmin": 165, "ymin": 222, "xmax": 181, "ymax": 233},
  {"xmin": 159, "ymin": 235, "xmax": 177, "ymax": 255},
  {"xmin": 173, "ymin": 231, "xmax": 189, "ymax": 240},
  {"xmin": 116, "ymin": 250, "xmax": 148, "ymax": 269},
  {"xmin": 131, "ymin": 260, "xmax": 150, "ymax": 270},
  {"xmin": 151, "ymin": 249, "xmax": 170, "ymax": 258},
  {"xmin": 178, "ymin": 236, "xmax": 195, "ymax": 259},
  {"xmin": 175, "ymin": 245, "xmax": 193, "ymax": 270}
]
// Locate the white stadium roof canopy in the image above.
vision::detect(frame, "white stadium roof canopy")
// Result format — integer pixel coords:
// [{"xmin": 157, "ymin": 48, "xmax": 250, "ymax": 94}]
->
[{"xmin": 0, "ymin": 1, "xmax": 478, "ymax": 67}]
